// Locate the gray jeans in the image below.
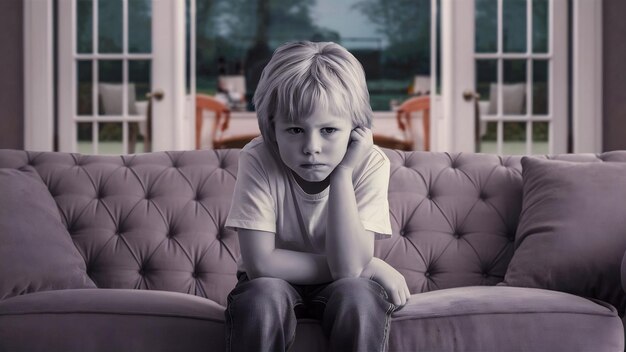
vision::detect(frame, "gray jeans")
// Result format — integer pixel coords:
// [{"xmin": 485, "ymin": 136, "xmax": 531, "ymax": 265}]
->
[{"xmin": 225, "ymin": 272, "xmax": 397, "ymax": 352}]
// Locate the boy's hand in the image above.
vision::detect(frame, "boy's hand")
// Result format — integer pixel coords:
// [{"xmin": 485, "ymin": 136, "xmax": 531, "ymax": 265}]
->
[
  {"xmin": 361, "ymin": 257, "xmax": 410, "ymax": 306},
  {"xmin": 337, "ymin": 126, "xmax": 373, "ymax": 171}
]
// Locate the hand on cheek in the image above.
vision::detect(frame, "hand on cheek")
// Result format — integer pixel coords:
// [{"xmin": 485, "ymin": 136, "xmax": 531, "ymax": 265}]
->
[{"xmin": 337, "ymin": 126, "xmax": 373, "ymax": 172}]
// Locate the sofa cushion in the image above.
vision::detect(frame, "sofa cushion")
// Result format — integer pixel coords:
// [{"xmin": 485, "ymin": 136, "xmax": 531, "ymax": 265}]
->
[
  {"xmin": 0, "ymin": 167, "xmax": 95, "ymax": 299},
  {"xmin": 0, "ymin": 289, "xmax": 225, "ymax": 352},
  {"xmin": 388, "ymin": 286, "xmax": 623, "ymax": 351},
  {"xmin": 503, "ymin": 157, "xmax": 626, "ymax": 314}
]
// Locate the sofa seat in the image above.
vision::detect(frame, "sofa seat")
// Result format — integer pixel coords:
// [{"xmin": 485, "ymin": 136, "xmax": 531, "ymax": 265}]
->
[
  {"xmin": 0, "ymin": 288, "xmax": 226, "ymax": 352},
  {"xmin": 1, "ymin": 286, "xmax": 623, "ymax": 352},
  {"xmin": 291, "ymin": 286, "xmax": 624, "ymax": 351},
  {"xmin": 388, "ymin": 286, "xmax": 623, "ymax": 351}
]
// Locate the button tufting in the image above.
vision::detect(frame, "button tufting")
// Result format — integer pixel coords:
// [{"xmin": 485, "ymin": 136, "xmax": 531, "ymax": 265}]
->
[
  {"xmin": 424, "ymin": 271, "xmax": 431, "ymax": 278},
  {"xmin": 426, "ymin": 194, "xmax": 432, "ymax": 200},
  {"xmin": 192, "ymin": 271, "xmax": 199, "ymax": 278},
  {"xmin": 482, "ymin": 272, "xmax": 489, "ymax": 278},
  {"xmin": 399, "ymin": 230, "xmax": 405, "ymax": 237},
  {"xmin": 453, "ymin": 233, "xmax": 461, "ymax": 239}
]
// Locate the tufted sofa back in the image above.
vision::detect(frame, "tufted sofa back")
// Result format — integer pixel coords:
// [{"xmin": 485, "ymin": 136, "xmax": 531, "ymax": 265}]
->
[{"xmin": 2, "ymin": 149, "xmax": 625, "ymax": 306}]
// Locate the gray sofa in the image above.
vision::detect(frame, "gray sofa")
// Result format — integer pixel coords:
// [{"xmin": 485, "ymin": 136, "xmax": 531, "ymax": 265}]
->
[{"xmin": 0, "ymin": 148, "xmax": 625, "ymax": 352}]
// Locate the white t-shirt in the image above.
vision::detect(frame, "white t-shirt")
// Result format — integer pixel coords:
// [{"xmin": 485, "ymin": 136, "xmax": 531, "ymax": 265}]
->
[{"xmin": 225, "ymin": 137, "xmax": 392, "ymax": 271}]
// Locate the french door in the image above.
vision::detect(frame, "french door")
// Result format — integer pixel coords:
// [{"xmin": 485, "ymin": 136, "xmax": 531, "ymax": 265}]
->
[
  {"xmin": 438, "ymin": 0, "xmax": 567, "ymax": 154},
  {"xmin": 58, "ymin": 0, "xmax": 190, "ymax": 154}
]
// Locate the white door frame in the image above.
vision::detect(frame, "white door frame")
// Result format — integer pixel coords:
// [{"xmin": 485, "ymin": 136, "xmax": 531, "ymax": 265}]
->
[
  {"xmin": 151, "ymin": 0, "xmax": 188, "ymax": 152},
  {"xmin": 23, "ymin": 0, "xmax": 54, "ymax": 151},
  {"xmin": 572, "ymin": 0, "xmax": 603, "ymax": 153},
  {"xmin": 439, "ymin": 0, "xmax": 476, "ymax": 153}
]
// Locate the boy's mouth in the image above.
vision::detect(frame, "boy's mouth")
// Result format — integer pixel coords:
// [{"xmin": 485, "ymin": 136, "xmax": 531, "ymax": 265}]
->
[{"xmin": 300, "ymin": 163, "xmax": 325, "ymax": 169}]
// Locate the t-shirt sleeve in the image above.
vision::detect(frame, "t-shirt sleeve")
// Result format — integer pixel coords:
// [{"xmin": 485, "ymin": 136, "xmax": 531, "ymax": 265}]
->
[
  {"xmin": 354, "ymin": 147, "xmax": 393, "ymax": 239},
  {"xmin": 225, "ymin": 149, "xmax": 276, "ymax": 233}
]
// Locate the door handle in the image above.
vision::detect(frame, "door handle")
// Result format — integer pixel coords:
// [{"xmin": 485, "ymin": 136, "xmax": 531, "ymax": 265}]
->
[
  {"xmin": 146, "ymin": 89, "xmax": 165, "ymax": 101},
  {"xmin": 463, "ymin": 90, "xmax": 480, "ymax": 102}
]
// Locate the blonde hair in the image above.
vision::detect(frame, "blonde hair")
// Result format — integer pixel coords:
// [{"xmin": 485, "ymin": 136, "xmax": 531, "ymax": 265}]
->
[{"xmin": 253, "ymin": 41, "xmax": 373, "ymax": 145}]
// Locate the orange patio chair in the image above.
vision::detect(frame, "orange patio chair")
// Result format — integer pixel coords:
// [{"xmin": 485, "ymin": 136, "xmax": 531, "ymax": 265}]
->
[
  {"xmin": 373, "ymin": 95, "xmax": 430, "ymax": 151},
  {"xmin": 195, "ymin": 94, "xmax": 258, "ymax": 149}
]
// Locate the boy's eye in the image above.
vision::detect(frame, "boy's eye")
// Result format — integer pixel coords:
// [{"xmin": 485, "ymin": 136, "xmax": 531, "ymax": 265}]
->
[
  {"xmin": 321, "ymin": 128, "xmax": 337, "ymax": 135},
  {"xmin": 286, "ymin": 128, "xmax": 304, "ymax": 135}
]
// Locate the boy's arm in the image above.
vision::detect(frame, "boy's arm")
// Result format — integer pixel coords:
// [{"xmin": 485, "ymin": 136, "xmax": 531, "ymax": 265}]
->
[
  {"xmin": 238, "ymin": 228, "xmax": 333, "ymax": 285},
  {"xmin": 326, "ymin": 127, "xmax": 376, "ymax": 279},
  {"xmin": 326, "ymin": 166, "xmax": 375, "ymax": 279}
]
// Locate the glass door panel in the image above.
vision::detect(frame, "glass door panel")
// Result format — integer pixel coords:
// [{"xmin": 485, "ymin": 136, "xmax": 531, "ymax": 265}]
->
[
  {"xmin": 502, "ymin": 0, "xmax": 526, "ymax": 53},
  {"xmin": 98, "ymin": 0, "xmax": 123, "ymax": 53},
  {"xmin": 473, "ymin": 0, "xmax": 556, "ymax": 155},
  {"xmin": 128, "ymin": 0, "xmax": 152, "ymax": 53},
  {"xmin": 72, "ymin": 0, "xmax": 153, "ymax": 155},
  {"xmin": 532, "ymin": 0, "xmax": 548, "ymax": 53}
]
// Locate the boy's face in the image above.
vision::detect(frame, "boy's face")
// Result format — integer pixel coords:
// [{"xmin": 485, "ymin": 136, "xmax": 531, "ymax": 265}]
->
[{"xmin": 274, "ymin": 107, "xmax": 353, "ymax": 184}]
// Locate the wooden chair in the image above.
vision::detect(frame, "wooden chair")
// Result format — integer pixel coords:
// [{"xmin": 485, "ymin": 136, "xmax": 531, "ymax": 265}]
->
[
  {"xmin": 195, "ymin": 94, "xmax": 258, "ymax": 149},
  {"xmin": 392, "ymin": 95, "xmax": 431, "ymax": 151},
  {"xmin": 372, "ymin": 96, "xmax": 430, "ymax": 151},
  {"xmin": 372, "ymin": 134, "xmax": 414, "ymax": 151}
]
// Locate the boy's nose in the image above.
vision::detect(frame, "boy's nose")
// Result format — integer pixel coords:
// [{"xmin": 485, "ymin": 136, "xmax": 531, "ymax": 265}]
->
[{"xmin": 303, "ymin": 134, "xmax": 321, "ymax": 155}]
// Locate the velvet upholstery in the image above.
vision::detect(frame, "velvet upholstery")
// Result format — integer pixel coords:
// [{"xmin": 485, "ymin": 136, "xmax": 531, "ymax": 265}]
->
[
  {"xmin": 1, "ymin": 148, "xmax": 625, "ymax": 351},
  {"xmin": 0, "ymin": 167, "xmax": 95, "ymax": 300},
  {"xmin": 503, "ymin": 157, "xmax": 626, "ymax": 315}
]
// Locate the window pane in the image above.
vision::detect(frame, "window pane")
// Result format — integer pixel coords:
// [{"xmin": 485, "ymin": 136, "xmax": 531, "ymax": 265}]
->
[
  {"xmin": 503, "ymin": 0, "xmax": 527, "ymax": 53},
  {"xmin": 77, "ymin": 122, "xmax": 93, "ymax": 154},
  {"xmin": 479, "ymin": 121, "xmax": 498, "ymax": 154},
  {"xmin": 533, "ymin": 60, "xmax": 548, "ymax": 115},
  {"xmin": 129, "ymin": 60, "xmax": 151, "ymax": 115},
  {"xmin": 98, "ymin": 60, "xmax": 123, "ymax": 115},
  {"xmin": 77, "ymin": 60, "xmax": 93, "ymax": 115},
  {"xmin": 503, "ymin": 60, "xmax": 527, "ymax": 115},
  {"xmin": 475, "ymin": 0, "xmax": 497, "ymax": 53},
  {"xmin": 196, "ymin": 0, "xmax": 431, "ymax": 111},
  {"xmin": 532, "ymin": 121, "xmax": 549, "ymax": 154},
  {"xmin": 532, "ymin": 0, "xmax": 548, "ymax": 53},
  {"xmin": 129, "ymin": 0, "xmax": 151, "ymax": 53},
  {"xmin": 476, "ymin": 60, "xmax": 497, "ymax": 115},
  {"xmin": 503, "ymin": 121, "xmax": 527, "ymax": 155},
  {"xmin": 77, "ymin": 0, "xmax": 93, "ymax": 53},
  {"xmin": 98, "ymin": 122, "xmax": 123, "ymax": 154},
  {"xmin": 99, "ymin": 0, "xmax": 123, "ymax": 53}
]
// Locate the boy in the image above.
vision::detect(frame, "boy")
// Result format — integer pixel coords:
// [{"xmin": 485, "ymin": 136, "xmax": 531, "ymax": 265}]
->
[{"xmin": 225, "ymin": 41, "xmax": 410, "ymax": 352}]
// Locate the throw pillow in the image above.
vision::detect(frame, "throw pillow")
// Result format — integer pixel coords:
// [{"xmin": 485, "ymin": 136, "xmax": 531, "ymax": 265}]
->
[
  {"xmin": 502, "ymin": 157, "xmax": 626, "ymax": 314},
  {"xmin": 0, "ymin": 167, "xmax": 96, "ymax": 300},
  {"xmin": 487, "ymin": 83, "xmax": 526, "ymax": 115}
]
